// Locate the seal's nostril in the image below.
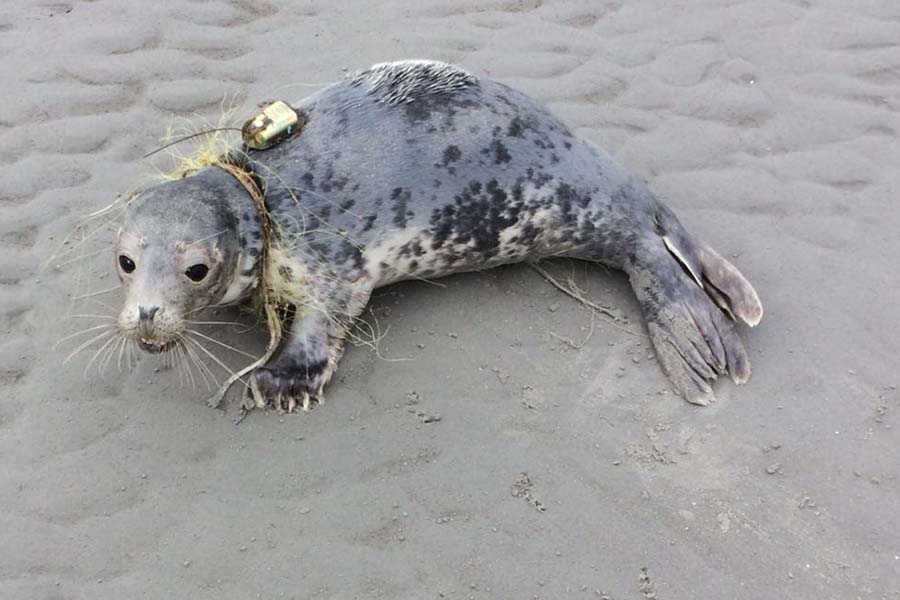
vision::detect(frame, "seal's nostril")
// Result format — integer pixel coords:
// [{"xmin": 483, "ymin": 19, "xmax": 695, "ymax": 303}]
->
[{"xmin": 138, "ymin": 305, "xmax": 159, "ymax": 322}]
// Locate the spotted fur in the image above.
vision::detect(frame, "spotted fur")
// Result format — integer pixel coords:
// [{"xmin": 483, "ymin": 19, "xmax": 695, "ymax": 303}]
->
[{"xmin": 121, "ymin": 60, "xmax": 762, "ymax": 411}]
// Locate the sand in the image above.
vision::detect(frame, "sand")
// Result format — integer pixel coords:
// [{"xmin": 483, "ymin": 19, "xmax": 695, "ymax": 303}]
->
[{"xmin": 2, "ymin": 0, "xmax": 899, "ymax": 598}]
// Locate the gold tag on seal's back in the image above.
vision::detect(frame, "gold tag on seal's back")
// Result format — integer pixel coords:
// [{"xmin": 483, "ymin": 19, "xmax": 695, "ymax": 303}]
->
[{"xmin": 241, "ymin": 101, "xmax": 303, "ymax": 150}]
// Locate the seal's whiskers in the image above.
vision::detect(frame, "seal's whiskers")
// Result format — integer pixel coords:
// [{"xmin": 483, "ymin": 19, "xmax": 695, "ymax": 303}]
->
[
  {"xmin": 185, "ymin": 336, "xmax": 241, "ymax": 382},
  {"xmin": 82, "ymin": 333, "xmax": 120, "ymax": 377},
  {"xmin": 55, "ymin": 323, "xmax": 116, "ymax": 347},
  {"xmin": 179, "ymin": 338, "xmax": 213, "ymax": 390},
  {"xmin": 185, "ymin": 330, "xmax": 259, "ymax": 360},
  {"xmin": 186, "ymin": 320, "xmax": 256, "ymax": 334},
  {"xmin": 99, "ymin": 336, "xmax": 123, "ymax": 375},
  {"xmin": 63, "ymin": 329, "xmax": 116, "ymax": 364},
  {"xmin": 117, "ymin": 335, "xmax": 129, "ymax": 372}
]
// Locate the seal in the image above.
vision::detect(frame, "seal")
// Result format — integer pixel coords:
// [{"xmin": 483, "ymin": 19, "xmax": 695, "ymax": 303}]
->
[{"xmin": 113, "ymin": 59, "xmax": 763, "ymax": 411}]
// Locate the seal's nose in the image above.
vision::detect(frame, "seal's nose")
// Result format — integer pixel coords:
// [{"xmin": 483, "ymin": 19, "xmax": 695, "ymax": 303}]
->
[{"xmin": 138, "ymin": 305, "xmax": 159, "ymax": 323}]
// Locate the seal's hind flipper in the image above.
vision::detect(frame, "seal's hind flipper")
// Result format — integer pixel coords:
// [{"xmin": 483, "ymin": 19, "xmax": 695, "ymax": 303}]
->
[
  {"xmin": 630, "ymin": 235, "xmax": 755, "ymax": 405},
  {"xmin": 633, "ymin": 265, "xmax": 752, "ymax": 404},
  {"xmin": 655, "ymin": 208, "xmax": 763, "ymax": 328},
  {"xmin": 695, "ymin": 244, "xmax": 763, "ymax": 327}
]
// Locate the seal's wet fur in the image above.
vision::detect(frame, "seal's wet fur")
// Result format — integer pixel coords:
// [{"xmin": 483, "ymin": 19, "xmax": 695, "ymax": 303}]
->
[{"xmin": 119, "ymin": 60, "xmax": 762, "ymax": 410}]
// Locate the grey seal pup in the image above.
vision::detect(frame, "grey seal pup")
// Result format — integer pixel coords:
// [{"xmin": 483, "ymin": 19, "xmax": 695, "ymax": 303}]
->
[{"xmin": 114, "ymin": 60, "xmax": 763, "ymax": 411}]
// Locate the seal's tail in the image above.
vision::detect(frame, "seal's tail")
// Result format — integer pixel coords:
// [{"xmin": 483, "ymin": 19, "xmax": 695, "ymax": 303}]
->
[{"xmin": 629, "ymin": 206, "xmax": 763, "ymax": 405}]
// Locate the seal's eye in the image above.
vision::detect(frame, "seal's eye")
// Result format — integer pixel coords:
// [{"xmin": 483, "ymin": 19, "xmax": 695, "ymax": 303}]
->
[
  {"xmin": 185, "ymin": 264, "xmax": 209, "ymax": 282},
  {"xmin": 119, "ymin": 255, "xmax": 135, "ymax": 273}
]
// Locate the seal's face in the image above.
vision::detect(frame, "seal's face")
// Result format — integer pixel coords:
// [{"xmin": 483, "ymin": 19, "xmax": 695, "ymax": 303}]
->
[{"xmin": 115, "ymin": 178, "xmax": 243, "ymax": 353}]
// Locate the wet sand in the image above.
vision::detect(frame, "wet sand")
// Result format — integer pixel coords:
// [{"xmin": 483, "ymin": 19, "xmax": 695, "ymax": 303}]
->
[{"xmin": 1, "ymin": 1, "xmax": 899, "ymax": 598}]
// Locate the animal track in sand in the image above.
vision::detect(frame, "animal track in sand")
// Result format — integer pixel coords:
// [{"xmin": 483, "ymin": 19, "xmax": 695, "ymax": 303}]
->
[
  {"xmin": 0, "ymin": 334, "xmax": 32, "ymax": 391},
  {"xmin": 355, "ymin": 517, "xmax": 408, "ymax": 550},
  {"xmin": 0, "ymin": 225, "xmax": 38, "ymax": 249},
  {"xmin": 0, "ymin": 368, "xmax": 25, "ymax": 387},
  {"xmin": 0, "ymin": 302, "xmax": 31, "ymax": 338}
]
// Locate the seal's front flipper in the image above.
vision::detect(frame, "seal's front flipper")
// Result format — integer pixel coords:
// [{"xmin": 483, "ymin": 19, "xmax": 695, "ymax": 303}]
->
[{"xmin": 249, "ymin": 310, "xmax": 345, "ymax": 412}]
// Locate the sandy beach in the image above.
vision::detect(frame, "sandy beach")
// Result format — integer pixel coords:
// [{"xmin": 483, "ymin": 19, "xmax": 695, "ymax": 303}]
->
[{"xmin": 1, "ymin": 0, "xmax": 899, "ymax": 598}]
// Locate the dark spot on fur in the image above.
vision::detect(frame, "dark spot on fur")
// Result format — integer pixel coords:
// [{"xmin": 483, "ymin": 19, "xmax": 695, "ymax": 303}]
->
[
  {"xmin": 507, "ymin": 117, "xmax": 525, "ymax": 137},
  {"xmin": 488, "ymin": 140, "xmax": 511, "ymax": 164},
  {"xmin": 518, "ymin": 223, "xmax": 540, "ymax": 247},
  {"xmin": 278, "ymin": 264, "xmax": 294, "ymax": 282},
  {"xmin": 442, "ymin": 144, "xmax": 461, "ymax": 165},
  {"xmin": 391, "ymin": 187, "xmax": 413, "ymax": 227},
  {"xmin": 334, "ymin": 240, "xmax": 365, "ymax": 271},
  {"xmin": 399, "ymin": 237, "xmax": 426, "ymax": 258},
  {"xmin": 525, "ymin": 168, "xmax": 552, "ymax": 188},
  {"xmin": 429, "ymin": 178, "xmax": 523, "ymax": 256}
]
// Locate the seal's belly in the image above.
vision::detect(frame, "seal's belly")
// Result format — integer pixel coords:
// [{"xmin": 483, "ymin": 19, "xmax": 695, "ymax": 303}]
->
[{"xmin": 363, "ymin": 203, "xmax": 565, "ymax": 286}]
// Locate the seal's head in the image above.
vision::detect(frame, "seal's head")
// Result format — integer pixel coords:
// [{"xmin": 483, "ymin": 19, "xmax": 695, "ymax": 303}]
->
[{"xmin": 115, "ymin": 168, "xmax": 261, "ymax": 353}]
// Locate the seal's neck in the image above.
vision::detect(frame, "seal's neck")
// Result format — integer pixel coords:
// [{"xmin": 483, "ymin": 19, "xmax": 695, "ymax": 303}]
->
[{"xmin": 210, "ymin": 164, "xmax": 265, "ymax": 305}]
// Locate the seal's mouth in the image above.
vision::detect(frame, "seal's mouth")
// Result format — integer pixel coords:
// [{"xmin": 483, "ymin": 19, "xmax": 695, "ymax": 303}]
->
[{"xmin": 138, "ymin": 337, "xmax": 174, "ymax": 354}]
